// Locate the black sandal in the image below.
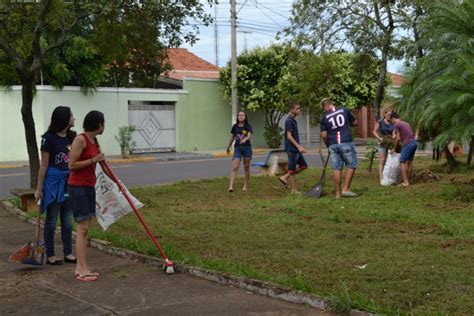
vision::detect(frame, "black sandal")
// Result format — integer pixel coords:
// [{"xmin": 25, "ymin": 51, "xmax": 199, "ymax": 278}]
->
[{"xmin": 46, "ymin": 258, "xmax": 63, "ymax": 265}]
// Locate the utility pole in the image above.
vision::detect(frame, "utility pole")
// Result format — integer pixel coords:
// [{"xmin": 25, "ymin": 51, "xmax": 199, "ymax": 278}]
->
[
  {"xmin": 230, "ymin": 0, "xmax": 238, "ymax": 125},
  {"xmin": 214, "ymin": 5, "xmax": 219, "ymax": 67},
  {"xmin": 238, "ymin": 30, "xmax": 251, "ymax": 51}
]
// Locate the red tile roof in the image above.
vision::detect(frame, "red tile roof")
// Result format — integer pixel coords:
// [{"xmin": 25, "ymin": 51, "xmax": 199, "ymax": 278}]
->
[
  {"xmin": 388, "ymin": 72, "xmax": 405, "ymax": 86},
  {"xmin": 163, "ymin": 48, "xmax": 220, "ymax": 80}
]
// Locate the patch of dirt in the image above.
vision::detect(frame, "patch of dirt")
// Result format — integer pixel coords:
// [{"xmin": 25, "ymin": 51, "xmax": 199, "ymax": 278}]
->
[
  {"xmin": 448, "ymin": 177, "xmax": 474, "ymax": 186},
  {"xmin": 440, "ymin": 239, "xmax": 474, "ymax": 250},
  {"xmin": 413, "ymin": 170, "xmax": 441, "ymax": 183}
]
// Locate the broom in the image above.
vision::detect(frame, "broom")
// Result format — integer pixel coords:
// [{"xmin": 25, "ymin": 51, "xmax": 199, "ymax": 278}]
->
[
  {"xmin": 99, "ymin": 160, "xmax": 175, "ymax": 274},
  {"xmin": 9, "ymin": 200, "xmax": 45, "ymax": 266}
]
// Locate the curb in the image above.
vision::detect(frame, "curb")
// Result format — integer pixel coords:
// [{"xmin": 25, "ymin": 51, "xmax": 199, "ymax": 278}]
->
[
  {"xmin": 1, "ymin": 200, "xmax": 375, "ymax": 316},
  {"xmin": 107, "ymin": 156, "xmax": 157, "ymax": 164},
  {"xmin": 213, "ymin": 148, "xmax": 269, "ymax": 158},
  {"xmin": 0, "ymin": 164, "xmax": 28, "ymax": 169}
]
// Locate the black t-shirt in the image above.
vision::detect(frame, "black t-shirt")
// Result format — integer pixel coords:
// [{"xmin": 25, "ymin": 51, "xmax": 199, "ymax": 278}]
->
[
  {"xmin": 40, "ymin": 132, "xmax": 72, "ymax": 170},
  {"xmin": 284, "ymin": 116, "xmax": 299, "ymax": 152},
  {"xmin": 231, "ymin": 123, "xmax": 253, "ymax": 147}
]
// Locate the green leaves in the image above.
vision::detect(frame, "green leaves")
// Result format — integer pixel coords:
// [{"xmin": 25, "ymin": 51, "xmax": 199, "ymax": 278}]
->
[
  {"xmin": 220, "ymin": 45, "xmax": 296, "ymax": 114},
  {"xmin": 290, "ymin": 51, "xmax": 379, "ymax": 117},
  {"xmin": 0, "ymin": 0, "xmax": 217, "ymax": 88},
  {"xmin": 399, "ymin": 1, "xmax": 474, "ymax": 163}
]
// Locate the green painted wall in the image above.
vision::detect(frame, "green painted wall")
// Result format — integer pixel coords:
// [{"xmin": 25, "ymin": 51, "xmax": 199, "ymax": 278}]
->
[
  {"xmin": 0, "ymin": 81, "xmax": 267, "ymax": 162},
  {"xmin": 177, "ymin": 79, "xmax": 266, "ymax": 151}
]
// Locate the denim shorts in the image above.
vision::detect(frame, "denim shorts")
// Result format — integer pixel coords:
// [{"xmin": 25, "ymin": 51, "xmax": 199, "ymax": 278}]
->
[
  {"xmin": 287, "ymin": 151, "xmax": 308, "ymax": 174},
  {"xmin": 377, "ymin": 145, "xmax": 388, "ymax": 155},
  {"xmin": 400, "ymin": 140, "xmax": 417, "ymax": 163},
  {"xmin": 329, "ymin": 142, "xmax": 358, "ymax": 170},
  {"xmin": 67, "ymin": 186, "xmax": 96, "ymax": 223},
  {"xmin": 233, "ymin": 145, "xmax": 252, "ymax": 160}
]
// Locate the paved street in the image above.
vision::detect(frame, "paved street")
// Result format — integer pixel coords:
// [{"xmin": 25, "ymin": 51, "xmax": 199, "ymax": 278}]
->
[{"xmin": 0, "ymin": 153, "xmax": 324, "ymax": 198}]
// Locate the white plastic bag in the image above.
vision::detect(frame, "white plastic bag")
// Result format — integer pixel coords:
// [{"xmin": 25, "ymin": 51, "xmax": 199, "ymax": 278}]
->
[
  {"xmin": 95, "ymin": 164, "xmax": 143, "ymax": 230},
  {"xmin": 381, "ymin": 152, "xmax": 401, "ymax": 186}
]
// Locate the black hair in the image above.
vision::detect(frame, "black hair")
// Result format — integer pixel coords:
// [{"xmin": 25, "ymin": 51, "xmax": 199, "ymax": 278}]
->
[
  {"xmin": 43, "ymin": 106, "xmax": 76, "ymax": 142},
  {"xmin": 390, "ymin": 112, "xmax": 400, "ymax": 120},
  {"xmin": 83, "ymin": 110, "xmax": 105, "ymax": 132},
  {"xmin": 235, "ymin": 111, "xmax": 249, "ymax": 126},
  {"xmin": 288, "ymin": 100, "xmax": 300, "ymax": 111}
]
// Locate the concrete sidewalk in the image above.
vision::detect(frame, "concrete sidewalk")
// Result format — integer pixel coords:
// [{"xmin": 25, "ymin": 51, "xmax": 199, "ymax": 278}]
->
[{"xmin": 0, "ymin": 204, "xmax": 330, "ymax": 315}]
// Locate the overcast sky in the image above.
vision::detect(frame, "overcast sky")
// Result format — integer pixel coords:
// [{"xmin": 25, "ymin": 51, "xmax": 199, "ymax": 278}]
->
[{"xmin": 182, "ymin": 0, "xmax": 404, "ymax": 74}]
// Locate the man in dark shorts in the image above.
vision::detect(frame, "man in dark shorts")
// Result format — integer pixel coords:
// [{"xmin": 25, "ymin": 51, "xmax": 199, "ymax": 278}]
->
[
  {"xmin": 320, "ymin": 98, "xmax": 358, "ymax": 198},
  {"xmin": 279, "ymin": 101, "xmax": 307, "ymax": 194},
  {"xmin": 389, "ymin": 112, "xmax": 417, "ymax": 187}
]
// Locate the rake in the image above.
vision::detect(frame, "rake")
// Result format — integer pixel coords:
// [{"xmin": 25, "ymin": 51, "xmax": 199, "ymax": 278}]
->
[
  {"xmin": 99, "ymin": 160, "xmax": 175, "ymax": 274},
  {"xmin": 304, "ymin": 152, "xmax": 331, "ymax": 198},
  {"xmin": 9, "ymin": 200, "xmax": 45, "ymax": 266}
]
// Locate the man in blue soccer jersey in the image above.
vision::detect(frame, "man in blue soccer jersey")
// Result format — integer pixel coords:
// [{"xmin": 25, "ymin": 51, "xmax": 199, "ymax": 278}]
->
[{"xmin": 320, "ymin": 98, "xmax": 358, "ymax": 198}]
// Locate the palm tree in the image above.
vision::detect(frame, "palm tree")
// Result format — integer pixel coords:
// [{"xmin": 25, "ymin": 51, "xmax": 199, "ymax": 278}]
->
[{"xmin": 398, "ymin": 0, "xmax": 474, "ymax": 167}]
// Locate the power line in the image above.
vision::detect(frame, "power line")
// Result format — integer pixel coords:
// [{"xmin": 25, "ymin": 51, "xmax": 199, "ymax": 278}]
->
[
  {"xmin": 237, "ymin": 23, "xmax": 282, "ymax": 33},
  {"xmin": 252, "ymin": 1, "xmax": 292, "ymax": 18},
  {"xmin": 249, "ymin": 0, "xmax": 284, "ymax": 28}
]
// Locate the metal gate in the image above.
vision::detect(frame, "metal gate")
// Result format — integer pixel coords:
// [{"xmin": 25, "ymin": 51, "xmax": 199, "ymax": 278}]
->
[{"xmin": 128, "ymin": 101, "xmax": 176, "ymax": 153}]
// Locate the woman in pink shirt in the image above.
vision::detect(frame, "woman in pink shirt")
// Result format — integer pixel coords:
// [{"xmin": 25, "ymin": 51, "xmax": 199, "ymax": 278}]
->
[{"xmin": 390, "ymin": 112, "xmax": 417, "ymax": 187}]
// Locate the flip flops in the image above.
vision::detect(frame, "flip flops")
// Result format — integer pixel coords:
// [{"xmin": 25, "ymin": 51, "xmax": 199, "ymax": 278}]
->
[
  {"xmin": 64, "ymin": 256, "xmax": 77, "ymax": 264},
  {"xmin": 279, "ymin": 177, "xmax": 289, "ymax": 189},
  {"xmin": 76, "ymin": 274, "xmax": 98, "ymax": 282},
  {"xmin": 341, "ymin": 191, "xmax": 358, "ymax": 197},
  {"xmin": 75, "ymin": 271, "xmax": 100, "ymax": 277}
]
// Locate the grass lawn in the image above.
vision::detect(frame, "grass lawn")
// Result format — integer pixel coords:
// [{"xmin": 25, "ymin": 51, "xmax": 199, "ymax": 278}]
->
[{"xmin": 88, "ymin": 158, "xmax": 474, "ymax": 315}]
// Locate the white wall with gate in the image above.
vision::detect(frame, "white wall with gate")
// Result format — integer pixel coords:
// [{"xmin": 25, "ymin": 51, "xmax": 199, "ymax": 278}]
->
[{"xmin": 128, "ymin": 101, "xmax": 176, "ymax": 153}]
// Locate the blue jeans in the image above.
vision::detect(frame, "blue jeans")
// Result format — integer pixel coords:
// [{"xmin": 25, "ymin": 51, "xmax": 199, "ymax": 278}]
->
[
  {"xmin": 68, "ymin": 186, "xmax": 96, "ymax": 223},
  {"xmin": 233, "ymin": 145, "xmax": 253, "ymax": 160},
  {"xmin": 329, "ymin": 142, "xmax": 358, "ymax": 170},
  {"xmin": 44, "ymin": 201, "xmax": 73, "ymax": 258},
  {"xmin": 400, "ymin": 140, "xmax": 417, "ymax": 163},
  {"xmin": 287, "ymin": 151, "xmax": 308, "ymax": 174}
]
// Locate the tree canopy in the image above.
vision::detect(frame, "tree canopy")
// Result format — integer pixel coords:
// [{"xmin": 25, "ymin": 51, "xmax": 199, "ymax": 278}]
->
[
  {"xmin": 0, "ymin": 0, "xmax": 214, "ymax": 187},
  {"xmin": 290, "ymin": 51, "xmax": 380, "ymax": 122},
  {"xmin": 398, "ymin": 1, "xmax": 474, "ymax": 166},
  {"xmin": 220, "ymin": 45, "xmax": 298, "ymax": 147},
  {"xmin": 219, "ymin": 45, "xmax": 380, "ymax": 146},
  {"xmin": 284, "ymin": 0, "xmax": 433, "ymax": 115}
]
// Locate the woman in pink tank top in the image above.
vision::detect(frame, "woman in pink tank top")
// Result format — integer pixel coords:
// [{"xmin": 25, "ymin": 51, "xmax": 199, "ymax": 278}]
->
[{"xmin": 68, "ymin": 111, "xmax": 105, "ymax": 282}]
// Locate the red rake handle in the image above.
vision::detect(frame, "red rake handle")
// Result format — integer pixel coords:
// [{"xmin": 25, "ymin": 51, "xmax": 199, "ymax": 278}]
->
[{"xmin": 99, "ymin": 161, "xmax": 169, "ymax": 260}]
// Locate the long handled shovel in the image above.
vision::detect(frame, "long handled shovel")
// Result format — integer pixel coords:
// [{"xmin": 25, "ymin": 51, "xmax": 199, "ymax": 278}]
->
[
  {"xmin": 9, "ymin": 200, "xmax": 45, "ymax": 266},
  {"xmin": 99, "ymin": 161, "xmax": 175, "ymax": 274},
  {"xmin": 304, "ymin": 152, "xmax": 331, "ymax": 198}
]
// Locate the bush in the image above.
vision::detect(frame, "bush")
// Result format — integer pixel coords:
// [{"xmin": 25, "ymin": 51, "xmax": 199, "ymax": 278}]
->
[
  {"xmin": 264, "ymin": 124, "xmax": 283, "ymax": 148},
  {"xmin": 115, "ymin": 125, "xmax": 136, "ymax": 157}
]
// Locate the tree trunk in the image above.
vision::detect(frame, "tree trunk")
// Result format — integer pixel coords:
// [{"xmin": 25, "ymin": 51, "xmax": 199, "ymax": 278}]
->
[
  {"xmin": 373, "ymin": 42, "xmax": 390, "ymax": 121},
  {"xmin": 413, "ymin": 5, "xmax": 424, "ymax": 60},
  {"xmin": 264, "ymin": 110, "xmax": 283, "ymax": 148},
  {"xmin": 443, "ymin": 145, "xmax": 459, "ymax": 168},
  {"xmin": 21, "ymin": 78, "xmax": 40, "ymax": 188},
  {"xmin": 467, "ymin": 135, "xmax": 474, "ymax": 166}
]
